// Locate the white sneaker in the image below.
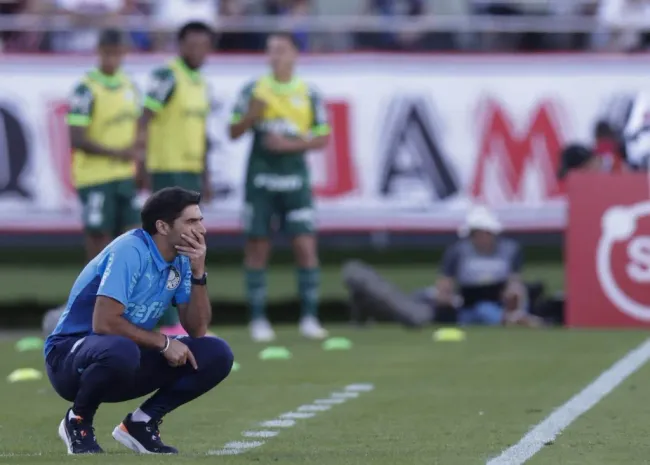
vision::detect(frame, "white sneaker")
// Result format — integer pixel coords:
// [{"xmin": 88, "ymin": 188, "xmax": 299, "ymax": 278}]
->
[
  {"xmin": 250, "ymin": 318, "xmax": 276, "ymax": 342},
  {"xmin": 299, "ymin": 316, "xmax": 329, "ymax": 340}
]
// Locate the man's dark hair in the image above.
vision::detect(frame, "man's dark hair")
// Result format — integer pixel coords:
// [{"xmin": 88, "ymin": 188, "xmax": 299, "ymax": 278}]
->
[
  {"xmin": 177, "ymin": 21, "xmax": 212, "ymax": 43},
  {"xmin": 594, "ymin": 120, "xmax": 616, "ymax": 139},
  {"xmin": 268, "ymin": 31, "xmax": 300, "ymax": 49},
  {"xmin": 557, "ymin": 144, "xmax": 594, "ymax": 180},
  {"xmin": 141, "ymin": 187, "xmax": 201, "ymax": 235},
  {"xmin": 98, "ymin": 28, "xmax": 128, "ymax": 48}
]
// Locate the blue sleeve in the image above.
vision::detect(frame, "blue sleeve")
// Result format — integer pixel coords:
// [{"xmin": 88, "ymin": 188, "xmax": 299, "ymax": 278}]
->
[
  {"xmin": 440, "ymin": 243, "xmax": 460, "ymax": 278},
  {"xmin": 96, "ymin": 245, "xmax": 143, "ymax": 307},
  {"xmin": 173, "ymin": 258, "xmax": 193, "ymax": 306}
]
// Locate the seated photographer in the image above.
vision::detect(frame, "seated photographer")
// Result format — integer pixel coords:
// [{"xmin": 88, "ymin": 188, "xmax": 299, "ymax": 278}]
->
[
  {"xmin": 342, "ymin": 206, "xmax": 543, "ymax": 328},
  {"xmin": 430, "ymin": 206, "xmax": 540, "ymax": 327}
]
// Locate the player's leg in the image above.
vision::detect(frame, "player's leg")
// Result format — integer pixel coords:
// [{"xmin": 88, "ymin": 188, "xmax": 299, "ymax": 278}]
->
[
  {"xmin": 282, "ymin": 188, "xmax": 328, "ymax": 340},
  {"xmin": 117, "ymin": 178, "xmax": 141, "ymax": 233},
  {"xmin": 77, "ymin": 182, "xmax": 117, "ymax": 261},
  {"xmin": 243, "ymin": 190, "xmax": 274, "ymax": 342},
  {"xmin": 45, "ymin": 334, "xmax": 141, "ymax": 454},
  {"xmin": 474, "ymin": 301, "xmax": 505, "ymax": 326},
  {"xmin": 111, "ymin": 336, "xmax": 233, "ymax": 454}
]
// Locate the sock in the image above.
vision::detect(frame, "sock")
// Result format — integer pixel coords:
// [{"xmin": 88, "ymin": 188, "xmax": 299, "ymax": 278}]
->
[
  {"xmin": 245, "ymin": 268, "xmax": 267, "ymax": 320},
  {"xmin": 131, "ymin": 407, "xmax": 151, "ymax": 423},
  {"xmin": 297, "ymin": 268, "xmax": 320, "ymax": 317},
  {"xmin": 158, "ymin": 306, "xmax": 180, "ymax": 327},
  {"xmin": 68, "ymin": 409, "xmax": 81, "ymax": 421}
]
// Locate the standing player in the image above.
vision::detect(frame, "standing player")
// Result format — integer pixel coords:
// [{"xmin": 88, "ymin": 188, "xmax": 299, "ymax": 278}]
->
[
  {"xmin": 45, "ymin": 187, "xmax": 233, "ymax": 455},
  {"xmin": 138, "ymin": 21, "xmax": 212, "ymax": 336},
  {"xmin": 229, "ymin": 32, "xmax": 330, "ymax": 342},
  {"xmin": 68, "ymin": 28, "xmax": 141, "ymax": 261}
]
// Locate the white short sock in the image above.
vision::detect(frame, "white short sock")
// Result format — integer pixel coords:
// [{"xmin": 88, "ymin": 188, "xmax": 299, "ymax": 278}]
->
[
  {"xmin": 131, "ymin": 408, "xmax": 151, "ymax": 423},
  {"xmin": 68, "ymin": 409, "xmax": 80, "ymax": 421}
]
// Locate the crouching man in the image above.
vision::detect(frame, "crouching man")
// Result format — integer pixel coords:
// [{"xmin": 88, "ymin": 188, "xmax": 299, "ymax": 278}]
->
[{"xmin": 44, "ymin": 187, "xmax": 234, "ymax": 455}]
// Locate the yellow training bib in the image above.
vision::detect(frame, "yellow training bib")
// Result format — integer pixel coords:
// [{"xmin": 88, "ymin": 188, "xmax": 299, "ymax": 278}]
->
[
  {"xmin": 71, "ymin": 72, "xmax": 139, "ymax": 188},
  {"xmin": 146, "ymin": 60, "xmax": 209, "ymax": 174}
]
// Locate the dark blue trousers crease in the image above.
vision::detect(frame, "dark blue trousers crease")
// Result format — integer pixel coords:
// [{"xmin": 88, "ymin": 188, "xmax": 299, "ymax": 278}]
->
[{"xmin": 45, "ymin": 334, "xmax": 234, "ymax": 421}]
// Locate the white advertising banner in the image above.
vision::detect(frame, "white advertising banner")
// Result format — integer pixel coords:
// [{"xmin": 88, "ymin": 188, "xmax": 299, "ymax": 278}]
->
[{"xmin": 0, "ymin": 54, "xmax": 646, "ymax": 233}]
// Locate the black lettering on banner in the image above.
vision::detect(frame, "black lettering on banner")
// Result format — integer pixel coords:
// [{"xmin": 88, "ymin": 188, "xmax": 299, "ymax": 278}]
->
[
  {"xmin": 0, "ymin": 102, "xmax": 31, "ymax": 199},
  {"xmin": 379, "ymin": 95, "xmax": 459, "ymax": 200}
]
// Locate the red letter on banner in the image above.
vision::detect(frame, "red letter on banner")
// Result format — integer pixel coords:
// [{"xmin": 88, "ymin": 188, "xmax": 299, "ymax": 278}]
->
[
  {"xmin": 312, "ymin": 101, "xmax": 356, "ymax": 199},
  {"xmin": 47, "ymin": 101, "xmax": 76, "ymax": 201},
  {"xmin": 566, "ymin": 172, "xmax": 650, "ymax": 327},
  {"xmin": 470, "ymin": 98, "xmax": 564, "ymax": 204}
]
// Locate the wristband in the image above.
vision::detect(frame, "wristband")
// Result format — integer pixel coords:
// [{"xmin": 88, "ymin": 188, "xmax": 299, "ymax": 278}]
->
[
  {"xmin": 160, "ymin": 335, "xmax": 170, "ymax": 354},
  {"xmin": 191, "ymin": 272, "xmax": 207, "ymax": 286}
]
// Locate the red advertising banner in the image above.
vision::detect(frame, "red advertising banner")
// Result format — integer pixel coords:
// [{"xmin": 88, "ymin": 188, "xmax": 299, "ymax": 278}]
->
[{"xmin": 567, "ymin": 172, "xmax": 650, "ymax": 327}]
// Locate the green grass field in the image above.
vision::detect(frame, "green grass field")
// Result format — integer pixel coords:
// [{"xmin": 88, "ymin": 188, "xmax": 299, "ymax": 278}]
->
[
  {"xmin": 0, "ymin": 263, "xmax": 564, "ymax": 303},
  {"xmin": 1, "ymin": 325, "xmax": 649, "ymax": 464}
]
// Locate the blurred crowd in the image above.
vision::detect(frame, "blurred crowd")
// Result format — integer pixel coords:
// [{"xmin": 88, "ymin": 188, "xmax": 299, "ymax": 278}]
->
[{"xmin": 2, "ymin": 0, "xmax": 650, "ymax": 53}]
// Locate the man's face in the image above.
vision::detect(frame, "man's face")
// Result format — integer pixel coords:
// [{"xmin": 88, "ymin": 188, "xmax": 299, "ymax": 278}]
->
[
  {"xmin": 267, "ymin": 36, "xmax": 297, "ymax": 75},
  {"xmin": 99, "ymin": 44, "xmax": 125, "ymax": 74},
  {"xmin": 166, "ymin": 205, "xmax": 206, "ymax": 248},
  {"xmin": 180, "ymin": 31, "xmax": 211, "ymax": 69},
  {"xmin": 471, "ymin": 230, "xmax": 496, "ymax": 253}
]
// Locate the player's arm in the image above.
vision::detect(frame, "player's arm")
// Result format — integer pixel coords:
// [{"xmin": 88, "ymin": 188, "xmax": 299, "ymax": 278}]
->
[
  {"xmin": 263, "ymin": 86, "xmax": 331, "ymax": 153},
  {"xmin": 306, "ymin": 86, "xmax": 331, "ymax": 149},
  {"xmin": 175, "ymin": 269, "xmax": 211, "ymax": 338},
  {"xmin": 92, "ymin": 246, "xmax": 167, "ymax": 350},
  {"xmin": 202, "ymin": 87, "xmax": 213, "ymax": 200},
  {"xmin": 137, "ymin": 67, "xmax": 176, "ymax": 149},
  {"xmin": 229, "ymin": 82, "xmax": 264, "ymax": 140},
  {"xmin": 67, "ymin": 83, "xmax": 129, "ymax": 160},
  {"xmin": 174, "ymin": 233, "xmax": 211, "ymax": 337}
]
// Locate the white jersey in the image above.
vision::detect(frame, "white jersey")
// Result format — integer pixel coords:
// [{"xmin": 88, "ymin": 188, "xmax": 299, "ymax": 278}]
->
[
  {"xmin": 622, "ymin": 92, "xmax": 650, "ymax": 168},
  {"xmin": 598, "ymin": 92, "xmax": 650, "ymax": 169}
]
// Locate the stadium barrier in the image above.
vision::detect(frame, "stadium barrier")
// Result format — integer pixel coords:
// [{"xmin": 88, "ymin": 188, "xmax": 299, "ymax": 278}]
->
[
  {"xmin": 567, "ymin": 172, "xmax": 650, "ymax": 328},
  {"xmin": 0, "ymin": 53, "xmax": 643, "ymax": 244}
]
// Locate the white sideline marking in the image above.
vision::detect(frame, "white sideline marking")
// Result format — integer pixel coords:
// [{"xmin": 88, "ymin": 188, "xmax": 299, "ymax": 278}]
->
[
  {"xmin": 243, "ymin": 431, "xmax": 278, "ymax": 438},
  {"xmin": 298, "ymin": 404, "xmax": 331, "ymax": 412},
  {"xmin": 345, "ymin": 383, "xmax": 375, "ymax": 392},
  {"xmin": 207, "ymin": 383, "xmax": 375, "ymax": 456},
  {"xmin": 224, "ymin": 441, "xmax": 264, "ymax": 450},
  {"xmin": 314, "ymin": 398, "xmax": 346, "ymax": 405},
  {"xmin": 486, "ymin": 338, "xmax": 650, "ymax": 465},
  {"xmin": 208, "ymin": 440, "xmax": 265, "ymax": 456},
  {"xmin": 280, "ymin": 412, "xmax": 316, "ymax": 419},
  {"xmin": 260, "ymin": 419, "xmax": 296, "ymax": 428},
  {"xmin": 210, "ymin": 449, "xmax": 243, "ymax": 456}
]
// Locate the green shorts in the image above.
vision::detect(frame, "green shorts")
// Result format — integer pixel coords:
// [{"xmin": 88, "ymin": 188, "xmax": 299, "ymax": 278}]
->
[
  {"xmin": 77, "ymin": 179, "xmax": 140, "ymax": 236},
  {"xmin": 151, "ymin": 172, "xmax": 202, "ymax": 193},
  {"xmin": 244, "ymin": 184, "xmax": 315, "ymax": 238}
]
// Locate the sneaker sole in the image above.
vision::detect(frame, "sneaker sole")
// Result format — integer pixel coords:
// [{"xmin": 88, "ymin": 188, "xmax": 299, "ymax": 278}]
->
[
  {"xmin": 112, "ymin": 424, "xmax": 176, "ymax": 455},
  {"xmin": 250, "ymin": 330, "xmax": 276, "ymax": 342},
  {"xmin": 58, "ymin": 419, "xmax": 73, "ymax": 455},
  {"xmin": 300, "ymin": 330, "xmax": 329, "ymax": 340}
]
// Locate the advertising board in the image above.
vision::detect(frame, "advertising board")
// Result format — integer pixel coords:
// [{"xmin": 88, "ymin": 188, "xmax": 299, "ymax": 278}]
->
[
  {"xmin": 566, "ymin": 172, "xmax": 650, "ymax": 328},
  {"xmin": 0, "ymin": 54, "xmax": 646, "ymax": 233}
]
